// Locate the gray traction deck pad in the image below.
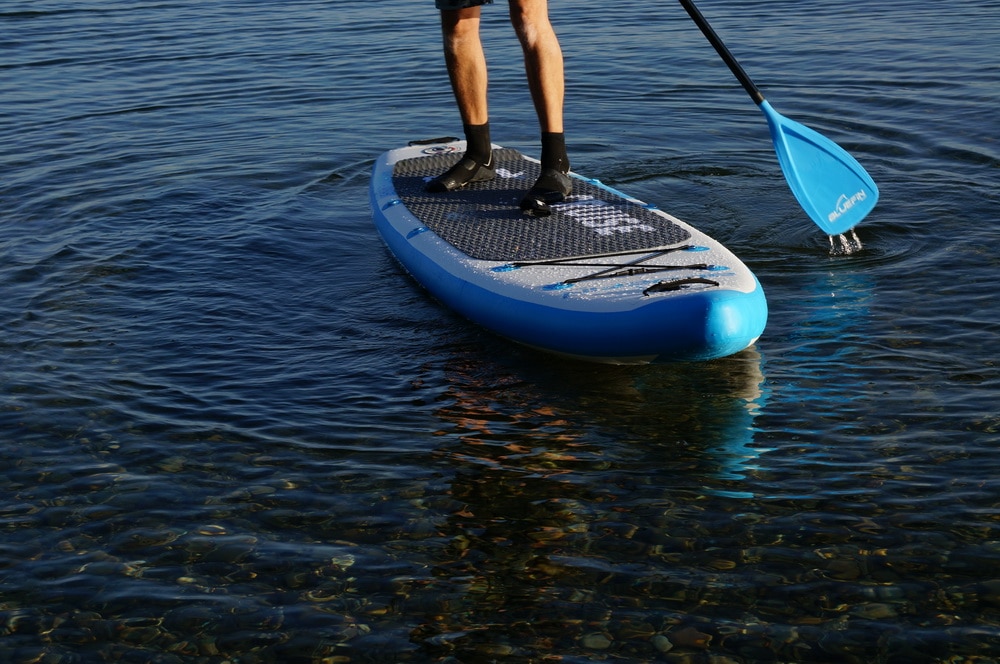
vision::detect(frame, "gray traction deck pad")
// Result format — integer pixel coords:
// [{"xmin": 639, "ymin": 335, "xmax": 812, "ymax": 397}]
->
[{"xmin": 392, "ymin": 148, "xmax": 691, "ymax": 262}]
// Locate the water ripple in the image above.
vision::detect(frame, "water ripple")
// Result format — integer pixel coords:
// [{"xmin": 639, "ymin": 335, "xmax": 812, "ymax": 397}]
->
[{"xmin": 2, "ymin": 1, "xmax": 1000, "ymax": 661}]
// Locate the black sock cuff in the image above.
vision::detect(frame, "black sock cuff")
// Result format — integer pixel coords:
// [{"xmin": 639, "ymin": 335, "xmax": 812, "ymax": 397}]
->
[
  {"xmin": 540, "ymin": 131, "xmax": 569, "ymax": 173},
  {"xmin": 463, "ymin": 122, "xmax": 492, "ymax": 163}
]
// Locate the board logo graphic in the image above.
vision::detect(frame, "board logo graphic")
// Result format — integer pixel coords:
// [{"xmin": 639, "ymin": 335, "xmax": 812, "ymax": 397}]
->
[
  {"xmin": 421, "ymin": 145, "xmax": 460, "ymax": 156},
  {"xmin": 555, "ymin": 196, "xmax": 656, "ymax": 236}
]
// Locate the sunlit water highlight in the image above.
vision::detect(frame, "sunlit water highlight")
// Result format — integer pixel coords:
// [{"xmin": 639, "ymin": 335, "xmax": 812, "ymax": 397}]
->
[{"xmin": 829, "ymin": 230, "xmax": 864, "ymax": 256}]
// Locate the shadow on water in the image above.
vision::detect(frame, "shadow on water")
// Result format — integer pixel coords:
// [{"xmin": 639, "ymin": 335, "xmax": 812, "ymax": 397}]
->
[
  {"xmin": 404, "ymin": 345, "xmax": 773, "ymax": 660},
  {"xmin": 434, "ymin": 342, "xmax": 770, "ymax": 491}
]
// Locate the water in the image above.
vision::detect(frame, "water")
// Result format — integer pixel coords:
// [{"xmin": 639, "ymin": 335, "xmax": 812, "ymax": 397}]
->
[
  {"xmin": 829, "ymin": 230, "xmax": 864, "ymax": 256},
  {"xmin": 2, "ymin": 0, "xmax": 999, "ymax": 661}
]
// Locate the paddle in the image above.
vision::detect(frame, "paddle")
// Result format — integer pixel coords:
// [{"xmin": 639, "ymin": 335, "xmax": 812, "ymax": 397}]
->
[{"xmin": 678, "ymin": 0, "xmax": 878, "ymax": 236}]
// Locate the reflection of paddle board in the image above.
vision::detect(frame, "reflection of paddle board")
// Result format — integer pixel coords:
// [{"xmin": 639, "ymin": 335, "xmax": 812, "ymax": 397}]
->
[{"xmin": 369, "ymin": 139, "xmax": 767, "ymax": 364}]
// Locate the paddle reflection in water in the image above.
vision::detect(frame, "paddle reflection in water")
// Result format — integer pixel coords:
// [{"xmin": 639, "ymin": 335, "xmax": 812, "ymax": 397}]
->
[
  {"xmin": 758, "ymin": 268, "xmax": 876, "ymax": 451},
  {"xmin": 408, "ymin": 348, "xmax": 768, "ymax": 659}
]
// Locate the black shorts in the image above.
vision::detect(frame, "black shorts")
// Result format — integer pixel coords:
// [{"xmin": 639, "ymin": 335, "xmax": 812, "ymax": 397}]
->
[{"xmin": 435, "ymin": 0, "xmax": 492, "ymax": 10}]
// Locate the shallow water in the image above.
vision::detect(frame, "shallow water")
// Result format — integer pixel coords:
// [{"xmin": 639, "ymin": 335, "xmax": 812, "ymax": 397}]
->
[{"xmin": 2, "ymin": 0, "xmax": 1000, "ymax": 661}]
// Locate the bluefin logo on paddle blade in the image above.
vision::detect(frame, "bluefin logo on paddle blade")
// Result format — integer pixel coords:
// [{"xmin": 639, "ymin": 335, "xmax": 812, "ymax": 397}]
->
[{"xmin": 827, "ymin": 189, "xmax": 868, "ymax": 225}]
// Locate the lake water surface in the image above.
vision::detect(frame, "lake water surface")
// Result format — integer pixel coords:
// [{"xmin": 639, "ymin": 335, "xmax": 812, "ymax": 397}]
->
[{"xmin": 2, "ymin": 1, "xmax": 999, "ymax": 661}]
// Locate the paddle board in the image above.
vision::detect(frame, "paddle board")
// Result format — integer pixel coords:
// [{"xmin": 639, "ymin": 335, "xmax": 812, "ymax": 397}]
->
[{"xmin": 369, "ymin": 139, "xmax": 767, "ymax": 364}]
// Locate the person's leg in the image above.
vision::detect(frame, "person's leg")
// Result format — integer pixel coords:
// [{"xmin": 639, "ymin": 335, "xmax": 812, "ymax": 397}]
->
[
  {"xmin": 427, "ymin": 4, "xmax": 496, "ymax": 192},
  {"xmin": 442, "ymin": 6, "xmax": 489, "ymax": 128},
  {"xmin": 509, "ymin": 0, "xmax": 563, "ymax": 137},
  {"xmin": 510, "ymin": 0, "xmax": 571, "ymax": 215}
]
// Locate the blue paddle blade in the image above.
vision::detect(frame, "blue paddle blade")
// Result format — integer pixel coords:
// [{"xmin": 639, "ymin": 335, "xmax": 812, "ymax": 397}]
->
[{"xmin": 760, "ymin": 101, "xmax": 879, "ymax": 235}]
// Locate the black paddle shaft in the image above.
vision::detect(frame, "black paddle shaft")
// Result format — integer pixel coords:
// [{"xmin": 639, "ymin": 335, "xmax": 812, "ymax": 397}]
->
[{"xmin": 678, "ymin": 0, "xmax": 766, "ymax": 105}]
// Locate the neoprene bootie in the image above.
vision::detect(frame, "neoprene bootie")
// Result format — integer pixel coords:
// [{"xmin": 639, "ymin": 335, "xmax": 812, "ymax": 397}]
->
[{"xmin": 426, "ymin": 152, "xmax": 496, "ymax": 193}]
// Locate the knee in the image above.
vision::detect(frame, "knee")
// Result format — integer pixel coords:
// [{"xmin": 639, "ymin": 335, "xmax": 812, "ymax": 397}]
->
[
  {"xmin": 509, "ymin": 4, "xmax": 550, "ymax": 46},
  {"xmin": 442, "ymin": 10, "xmax": 480, "ymax": 43}
]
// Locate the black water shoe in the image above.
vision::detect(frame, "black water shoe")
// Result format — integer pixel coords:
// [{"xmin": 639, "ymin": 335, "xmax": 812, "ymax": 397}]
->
[
  {"xmin": 426, "ymin": 152, "xmax": 495, "ymax": 193},
  {"xmin": 519, "ymin": 168, "xmax": 573, "ymax": 217}
]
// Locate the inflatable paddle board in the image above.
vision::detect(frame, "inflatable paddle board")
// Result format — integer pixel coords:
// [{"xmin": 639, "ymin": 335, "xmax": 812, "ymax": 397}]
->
[{"xmin": 369, "ymin": 139, "xmax": 767, "ymax": 364}]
